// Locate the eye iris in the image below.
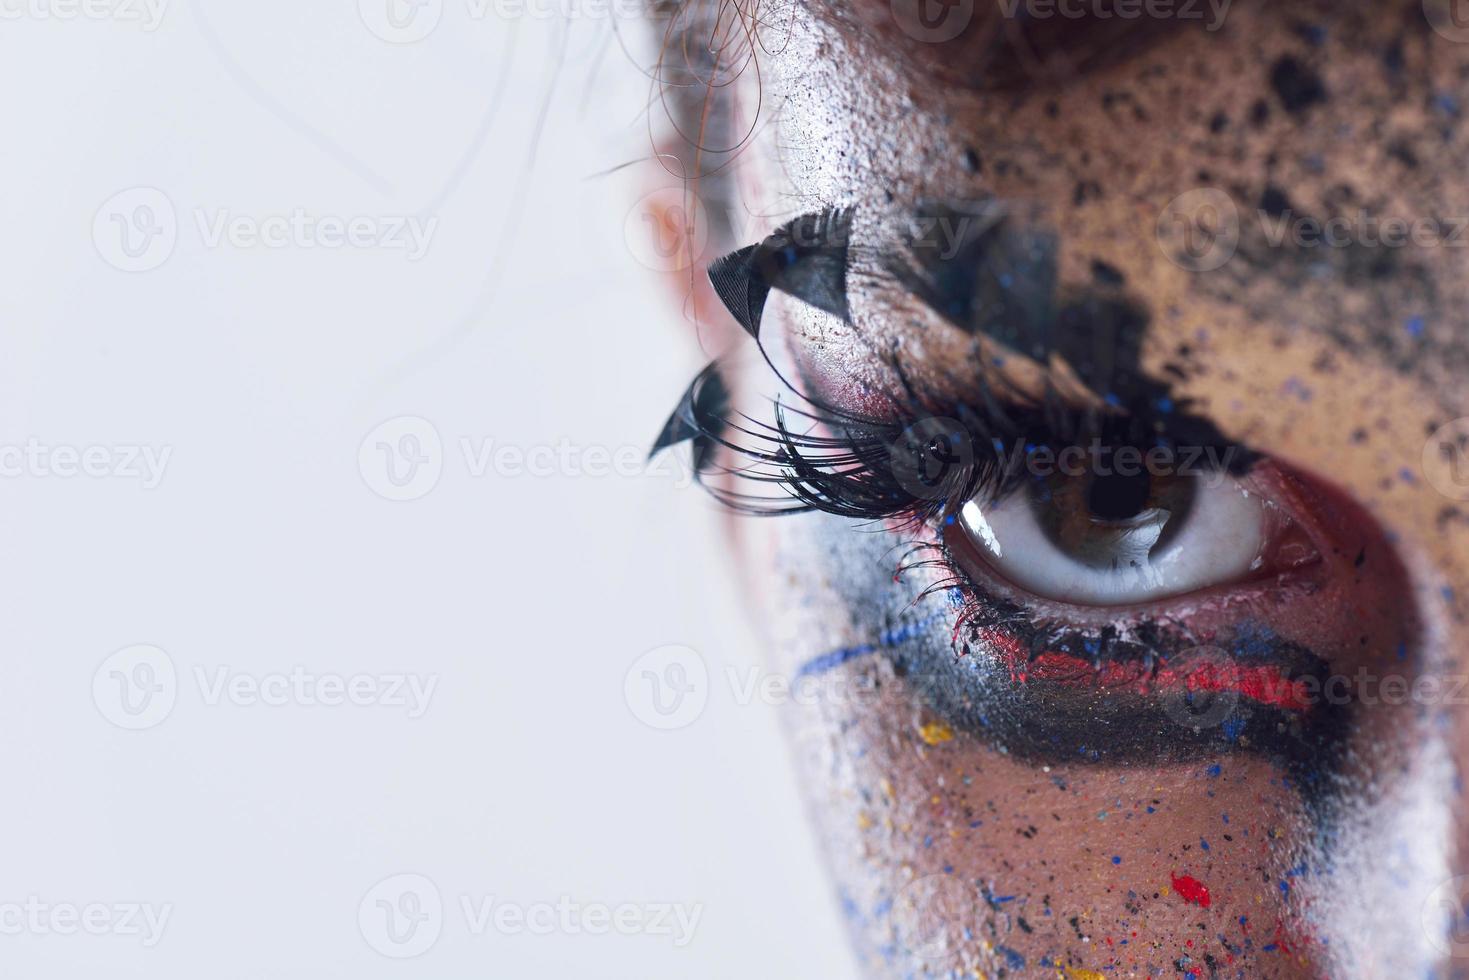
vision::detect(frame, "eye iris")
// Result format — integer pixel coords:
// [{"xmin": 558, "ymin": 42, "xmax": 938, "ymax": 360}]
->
[{"xmin": 1031, "ymin": 470, "xmax": 1198, "ymax": 571}]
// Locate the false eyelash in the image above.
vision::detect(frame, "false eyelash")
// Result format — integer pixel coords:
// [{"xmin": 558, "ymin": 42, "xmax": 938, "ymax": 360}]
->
[
  {"xmin": 706, "ymin": 207, "xmax": 854, "ymax": 338},
  {"xmin": 652, "ymin": 204, "xmax": 1249, "ymax": 524},
  {"xmin": 648, "ymin": 349, "xmax": 1201, "ymax": 526}
]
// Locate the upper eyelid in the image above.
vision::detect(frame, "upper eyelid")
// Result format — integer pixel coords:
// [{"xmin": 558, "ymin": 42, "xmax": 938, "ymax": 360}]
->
[
  {"xmin": 680, "ymin": 206, "xmax": 1260, "ymax": 521},
  {"xmin": 841, "ymin": 204, "xmax": 1274, "ymax": 465}
]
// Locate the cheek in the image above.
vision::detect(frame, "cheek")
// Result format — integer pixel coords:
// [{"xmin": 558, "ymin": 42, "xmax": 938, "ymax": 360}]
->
[
  {"xmin": 787, "ymin": 665, "xmax": 1316, "ymax": 977},
  {"xmin": 734, "ymin": 481, "xmax": 1445, "ymax": 974}
]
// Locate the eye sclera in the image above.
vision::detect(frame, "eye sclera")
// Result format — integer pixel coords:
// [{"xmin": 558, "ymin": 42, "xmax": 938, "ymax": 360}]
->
[{"xmin": 949, "ymin": 465, "xmax": 1322, "ymax": 610}]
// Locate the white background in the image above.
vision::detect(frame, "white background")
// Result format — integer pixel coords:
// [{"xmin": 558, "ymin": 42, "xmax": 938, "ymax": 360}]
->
[{"xmin": 0, "ymin": 1, "xmax": 854, "ymax": 976}]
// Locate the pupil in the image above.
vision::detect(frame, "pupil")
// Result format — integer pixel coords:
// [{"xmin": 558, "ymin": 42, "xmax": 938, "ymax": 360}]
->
[{"xmin": 1086, "ymin": 469, "xmax": 1152, "ymax": 521}]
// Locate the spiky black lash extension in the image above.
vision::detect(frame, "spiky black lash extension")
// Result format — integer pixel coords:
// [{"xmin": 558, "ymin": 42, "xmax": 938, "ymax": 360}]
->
[
  {"xmin": 650, "ymin": 204, "xmax": 1246, "ymax": 526},
  {"xmin": 651, "ymin": 360, "xmax": 1226, "ymax": 525}
]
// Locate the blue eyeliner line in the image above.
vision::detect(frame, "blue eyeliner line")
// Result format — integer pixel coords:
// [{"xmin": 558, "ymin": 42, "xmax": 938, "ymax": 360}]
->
[{"xmin": 795, "ymin": 611, "xmax": 949, "ymax": 678}]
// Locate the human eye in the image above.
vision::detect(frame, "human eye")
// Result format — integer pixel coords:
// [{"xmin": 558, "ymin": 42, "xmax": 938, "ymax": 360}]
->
[
  {"xmin": 651, "ymin": 200, "xmax": 1415, "ymax": 769},
  {"xmin": 952, "ymin": 459, "xmax": 1314, "ymax": 607}
]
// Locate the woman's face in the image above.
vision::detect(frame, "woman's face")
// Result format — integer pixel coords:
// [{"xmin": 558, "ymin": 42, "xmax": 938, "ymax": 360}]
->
[{"xmin": 650, "ymin": 1, "xmax": 1469, "ymax": 974}]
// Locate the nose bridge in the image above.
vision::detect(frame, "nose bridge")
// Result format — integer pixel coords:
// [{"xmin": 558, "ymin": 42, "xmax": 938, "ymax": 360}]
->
[{"xmin": 1417, "ymin": 425, "xmax": 1469, "ymax": 879}]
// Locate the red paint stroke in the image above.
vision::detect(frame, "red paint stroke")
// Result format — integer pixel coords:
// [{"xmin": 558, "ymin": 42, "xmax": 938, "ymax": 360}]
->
[
  {"xmin": 977, "ymin": 627, "xmax": 1313, "ymax": 713},
  {"xmin": 1171, "ymin": 873, "xmax": 1212, "ymax": 909}
]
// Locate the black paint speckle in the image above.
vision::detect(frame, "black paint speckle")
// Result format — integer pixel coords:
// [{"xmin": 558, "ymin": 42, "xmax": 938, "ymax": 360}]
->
[
  {"xmin": 1270, "ymin": 55, "xmax": 1327, "ymax": 114},
  {"xmin": 1259, "ymin": 186, "xmax": 1293, "ymax": 217},
  {"xmin": 1091, "ymin": 260, "xmax": 1126, "ymax": 287}
]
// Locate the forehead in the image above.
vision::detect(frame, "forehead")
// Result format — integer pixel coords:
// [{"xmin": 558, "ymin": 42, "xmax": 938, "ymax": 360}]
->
[{"xmin": 755, "ymin": 0, "xmax": 1469, "ymax": 402}]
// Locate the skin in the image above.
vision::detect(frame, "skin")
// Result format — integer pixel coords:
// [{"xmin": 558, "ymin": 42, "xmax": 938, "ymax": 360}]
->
[{"xmin": 648, "ymin": 0, "xmax": 1469, "ymax": 975}]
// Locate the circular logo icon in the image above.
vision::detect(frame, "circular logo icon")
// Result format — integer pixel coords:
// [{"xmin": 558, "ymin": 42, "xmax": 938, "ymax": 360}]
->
[
  {"xmin": 1156, "ymin": 188, "xmax": 1240, "ymax": 272},
  {"xmin": 1159, "ymin": 645, "xmax": 1243, "ymax": 732},
  {"xmin": 1423, "ymin": 417, "xmax": 1469, "ymax": 502},
  {"xmin": 624, "ymin": 645, "xmax": 708, "ymax": 730},
  {"xmin": 1423, "ymin": 876, "xmax": 1469, "ymax": 959},
  {"xmin": 786, "ymin": 720, "xmax": 838, "ymax": 775},
  {"xmin": 623, "ymin": 188, "xmax": 710, "ymax": 273},
  {"xmin": 888, "ymin": 417, "xmax": 975, "ymax": 502},
  {"xmin": 359, "ymin": 873, "xmax": 443, "ymax": 958},
  {"xmin": 358, "ymin": 0, "xmax": 443, "ymax": 42},
  {"xmin": 358, "ymin": 416, "xmax": 443, "ymax": 501},
  {"xmin": 1425, "ymin": 0, "xmax": 1469, "ymax": 43},
  {"xmin": 93, "ymin": 644, "xmax": 177, "ymax": 730},
  {"xmin": 93, "ymin": 187, "xmax": 178, "ymax": 273},
  {"xmin": 892, "ymin": 873, "xmax": 978, "ymax": 960},
  {"xmin": 889, "ymin": 0, "xmax": 975, "ymax": 42}
]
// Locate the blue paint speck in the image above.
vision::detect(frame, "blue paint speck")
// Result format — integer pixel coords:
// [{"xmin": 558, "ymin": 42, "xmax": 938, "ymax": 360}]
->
[{"xmin": 996, "ymin": 945, "xmax": 1026, "ymax": 969}]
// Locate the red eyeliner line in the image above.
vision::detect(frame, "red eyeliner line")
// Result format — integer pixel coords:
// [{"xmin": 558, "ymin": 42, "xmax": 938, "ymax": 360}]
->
[{"xmin": 977, "ymin": 627, "xmax": 1314, "ymax": 713}]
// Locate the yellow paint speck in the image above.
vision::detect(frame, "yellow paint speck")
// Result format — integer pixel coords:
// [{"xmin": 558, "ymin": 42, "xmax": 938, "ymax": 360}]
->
[
  {"xmin": 856, "ymin": 812, "xmax": 874, "ymax": 831},
  {"xmin": 919, "ymin": 720, "xmax": 955, "ymax": 745},
  {"xmin": 1064, "ymin": 969, "xmax": 1106, "ymax": 980}
]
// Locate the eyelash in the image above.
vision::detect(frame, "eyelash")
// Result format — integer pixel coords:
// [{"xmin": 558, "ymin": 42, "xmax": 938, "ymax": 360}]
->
[
  {"xmin": 659, "ymin": 204, "xmax": 1250, "ymax": 520},
  {"xmin": 651, "ymin": 207, "xmax": 1258, "ymax": 663},
  {"xmin": 653, "ymin": 347, "xmax": 1241, "ymax": 528}
]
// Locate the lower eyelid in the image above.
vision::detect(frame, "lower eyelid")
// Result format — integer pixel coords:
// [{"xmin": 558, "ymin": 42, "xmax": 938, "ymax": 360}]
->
[{"xmin": 779, "ymin": 454, "xmax": 1418, "ymax": 773}]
